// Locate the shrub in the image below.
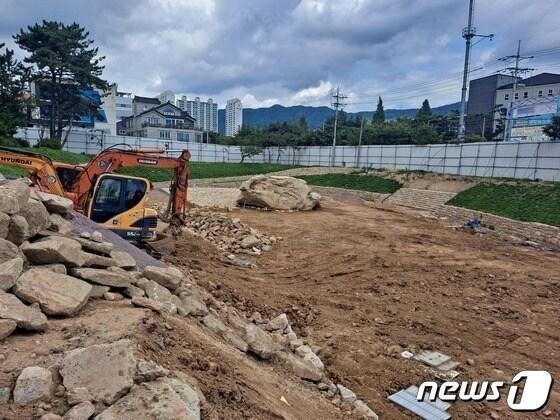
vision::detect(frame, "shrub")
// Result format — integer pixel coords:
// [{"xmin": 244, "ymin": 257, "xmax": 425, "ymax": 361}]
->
[
  {"xmin": 0, "ymin": 136, "xmax": 30, "ymax": 147},
  {"xmin": 35, "ymin": 138, "xmax": 62, "ymax": 149}
]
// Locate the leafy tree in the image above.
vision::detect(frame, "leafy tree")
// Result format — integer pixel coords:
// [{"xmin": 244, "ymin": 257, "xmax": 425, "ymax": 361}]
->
[
  {"xmin": 416, "ymin": 99, "xmax": 432, "ymax": 120},
  {"xmin": 0, "ymin": 43, "xmax": 29, "ymax": 138},
  {"xmin": 14, "ymin": 21, "xmax": 108, "ymax": 144},
  {"xmin": 372, "ymin": 96, "xmax": 385, "ymax": 125},
  {"xmin": 543, "ymin": 116, "xmax": 560, "ymax": 141},
  {"xmin": 411, "ymin": 123, "xmax": 440, "ymax": 144}
]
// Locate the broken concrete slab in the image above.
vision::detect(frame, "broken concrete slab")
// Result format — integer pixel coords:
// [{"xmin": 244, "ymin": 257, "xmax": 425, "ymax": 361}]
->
[
  {"xmin": 13, "ymin": 366, "xmax": 54, "ymax": 404},
  {"xmin": 21, "ymin": 237, "xmax": 86, "ymax": 267},
  {"xmin": 14, "ymin": 269, "xmax": 92, "ymax": 316},
  {"xmin": 60, "ymin": 339, "xmax": 136, "ymax": 405},
  {"xmin": 70, "ymin": 268, "xmax": 133, "ymax": 288},
  {"xmin": 0, "ymin": 257, "xmax": 24, "ymax": 291},
  {"xmin": 0, "ymin": 291, "xmax": 48, "ymax": 331}
]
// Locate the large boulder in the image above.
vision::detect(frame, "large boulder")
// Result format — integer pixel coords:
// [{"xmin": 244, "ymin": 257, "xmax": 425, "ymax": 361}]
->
[
  {"xmin": 70, "ymin": 267, "xmax": 133, "ymax": 288},
  {"xmin": 13, "ymin": 366, "xmax": 55, "ymax": 404},
  {"xmin": 0, "ymin": 318, "xmax": 17, "ymax": 340},
  {"xmin": 0, "ymin": 257, "xmax": 24, "ymax": 291},
  {"xmin": 95, "ymin": 378, "xmax": 199, "ymax": 420},
  {"xmin": 143, "ymin": 266, "xmax": 183, "ymax": 290},
  {"xmin": 19, "ymin": 199, "xmax": 51, "ymax": 237},
  {"xmin": 35, "ymin": 191, "xmax": 74, "ymax": 215},
  {"xmin": 0, "ymin": 212, "xmax": 10, "ymax": 239},
  {"xmin": 243, "ymin": 324, "xmax": 277, "ymax": 360},
  {"xmin": 14, "ymin": 269, "xmax": 92, "ymax": 316},
  {"xmin": 0, "ymin": 238, "xmax": 20, "ymax": 264},
  {"xmin": 0, "ymin": 180, "xmax": 30, "ymax": 215},
  {"xmin": 237, "ymin": 175, "xmax": 321, "ymax": 211},
  {"xmin": 7, "ymin": 215, "xmax": 29, "ymax": 245},
  {"xmin": 110, "ymin": 251, "xmax": 136, "ymax": 269},
  {"xmin": 21, "ymin": 237, "xmax": 86, "ymax": 267},
  {"xmin": 60, "ymin": 339, "xmax": 136, "ymax": 405},
  {"xmin": 0, "ymin": 290, "xmax": 48, "ymax": 331}
]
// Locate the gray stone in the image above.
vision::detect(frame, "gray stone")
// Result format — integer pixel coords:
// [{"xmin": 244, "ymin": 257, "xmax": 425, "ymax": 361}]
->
[
  {"xmin": 41, "ymin": 414, "xmax": 63, "ymax": 420},
  {"xmin": 162, "ymin": 377, "xmax": 200, "ymax": 420},
  {"xmin": 0, "ymin": 180, "xmax": 30, "ymax": 215},
  {"xmin": 141, "ymin": 279, "xmax": 174, "ymax": 303},
  {"xmin": 30, "ymin": 264, "xmax": 67, "ymax": 274},
  {"xmin": 275, "ymin": 351, "xmax": 323, "ymax": 382},
  {"xmin": 0, "ymin": 318, "xmax": 17, "ymax": 340},
  {"xmin": 49, "ymin": 214, "xmax": 73, "ymax": 235},
  {"xmin": 90, "ymin": 231, "xmax": 103, "ymax": 242},
  {"xmin": 295, "ymin": 345, "xmax": 324, "ymax": 371},
  {"xmin": 353, "ymin": 400, "xmax": 379, "ymax": 419},
  {"xmin": 63, "ymin": 401, "xmax": 95, "ymax": 420},
  {"xmin": 0, "ymin": 238, "xmax": 19, "ymax": 264},
  {"xmin": 82, "ymin": 252, "xmax": 117, "ymax": 268},
  {"xmin": 0, "ymin": 386, "xmax": 11, "ymax": 403},
  {"xmin": 89, "ymin": 285, "xmax": 110, "ymax": 299},
  {"xmin": 70, "ymin": 268, "xmax": 133, "ymax": 288},
  {"xmin": 95, "ymin": 378, "xmax": 199, "ymax": 420},
  {"xmin": 19, "ymin": 199, "xmax": 51, "ymax": 237},
  {"xmin": 131, "ymin": 297, "xmax": 177, "ymax": 314},
  {"xmin": 244, "ymin": 324, "xmax": 276, "ymax": 360},
  {"xmin": 35, "ymin": 191, "xmax": 73, "ymax": 215},
  {"xmin": 13, "ymin": 366, "xmax": 54, "ymax": 404},
  {"xmin": 265, "ymin": 313, "xmax": 289, "ymax": 332},
  {"xmin": 134, "ymin": 359, "xmax": 169, "ymax": 383},
  {"xmin": 178, "ymin": 293, "xmax": 208, "ymax": 317},
  {"xmin": 22, "ymin": 237, "xmax": 86, "ymax": 267},
  {"xmin": 60, "ymin": 339, "xmax": 136, "ymax": 405},
  {"xmin": 123, "ymin": 285, "xmax": 144, "ymax": 299},
  {"xmin": 103, "ymin": 292, "xmax": 124, "ymax": 301},
  {"xmin": 0, "ymin": 257, "xmax": 24, "ymax": 291},
  {"xmin": 14, "ymin": 269, "xmax": 92, "ymax": 316},
  {"xmin": 0, "ymin": 291, "xmax": 48, "ymax": 331},
  {"xmin": 66, "ymin": 387, "xmax": 92, "ymax": 405},
  {"xmin": 143, "ymin": 265, "xmax": 183, "ymax": 290},
  {"xmin": 337, "ymin": 384, "xmax": 357, "ymax": 404},
  {"xmin": 110, "ymin": 251, "xmax": 136, "ymax": 269},
  {"xmin": 7, "ymin": 215, "xmax": 29, "ymax": 245},
  {"xmin": 0, "ymin": 212, "xmax": 9, "ymax": 239},
  {"xmin": 74, "ymin": 237, "xmax": 112, "ymax": 256}
]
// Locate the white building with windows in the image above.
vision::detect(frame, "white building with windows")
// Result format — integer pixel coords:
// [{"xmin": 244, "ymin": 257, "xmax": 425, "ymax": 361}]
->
[
  {"xmin": 494, "ymin": 73, "xmax": 560, "ymax": 140},
  {"xmin": 176, "ymin": 96, "xmax": 218, "ymax": 133},
  {"xmin": 158, "ymin": 90, "xmax": 176, "ymax": 105},
  {"xmin": 225, "ymin": 98, "xmax": 242, "ymax": 137},
  {"xmin": 116, "ymin": 90, "xmax": 133, "ymax": 121}
]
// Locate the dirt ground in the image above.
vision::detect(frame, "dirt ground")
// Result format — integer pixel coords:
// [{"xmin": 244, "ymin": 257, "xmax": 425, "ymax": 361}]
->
[{"xmin": 164, "ymin": 196, "xmax": 560, "ymax": 419}]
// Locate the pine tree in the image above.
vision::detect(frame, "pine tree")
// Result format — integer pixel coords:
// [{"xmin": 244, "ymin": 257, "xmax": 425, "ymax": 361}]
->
[
  {"xmin": 14, "ymin": 21, "xmax": 108, "ymax": 144},
  {"xmin": 416, "ymin": 99, "xmax": 432, "ymax": 120},
  {"xmin": 372, "ymin": 96, "xmax": 385, "ymax": 125},
  {"xmin": 0, "ymin": 43, "xmax": 29, "ymax": 138}
]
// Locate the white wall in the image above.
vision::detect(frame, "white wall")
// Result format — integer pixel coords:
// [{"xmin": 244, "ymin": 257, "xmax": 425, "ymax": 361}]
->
[{"xmin": 14, "ymin": 128, "xmax": 560, "ymax": 181}]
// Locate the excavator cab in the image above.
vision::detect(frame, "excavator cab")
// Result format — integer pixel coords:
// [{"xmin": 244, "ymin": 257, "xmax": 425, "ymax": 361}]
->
[{"xmin": 84, "ymin": 173, "xmax": 158, "ymax": 240}]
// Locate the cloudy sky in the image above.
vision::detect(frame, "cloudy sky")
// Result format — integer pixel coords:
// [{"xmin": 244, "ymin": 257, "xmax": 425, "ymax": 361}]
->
[{"xmin": 1, "ymin": 0, "xmax": 560, "ymax": 111}]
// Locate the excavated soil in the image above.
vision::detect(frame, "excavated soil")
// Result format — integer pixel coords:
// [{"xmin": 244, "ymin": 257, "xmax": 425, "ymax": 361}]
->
[{"xmin": 165, "ymin": 197, "xmax": 560, "ymax": 419}]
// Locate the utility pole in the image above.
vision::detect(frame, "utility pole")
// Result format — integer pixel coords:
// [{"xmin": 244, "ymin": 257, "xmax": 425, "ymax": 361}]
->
[
  {"xmin": 355, "ymin": 116, "xmax": 365, "ymax": 167},
  {"xmin": 331, "ymin": 87, "xmax": 347, "ymax": 166},
  {"xmin": 458, "ymin": 0, "xmax": 493, "ymax": 141},
  {"xmin": 498, "ymin": 40, "xmax": 534, "ymax": 141}
]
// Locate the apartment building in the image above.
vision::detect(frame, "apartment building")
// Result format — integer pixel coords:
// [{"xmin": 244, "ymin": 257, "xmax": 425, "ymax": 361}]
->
[
  {"xmin": 176, "ymin": 96, "xmax": 218, "ymax": 133},
  {"xmin": 225, "ymin": 98, "xmax": 243, "ymax": 137}
]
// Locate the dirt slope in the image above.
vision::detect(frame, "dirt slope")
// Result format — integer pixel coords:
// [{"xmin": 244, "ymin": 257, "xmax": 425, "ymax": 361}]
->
[{"xmin": 166, "ymin": 197, "xmax": 560, "ymax": 419}]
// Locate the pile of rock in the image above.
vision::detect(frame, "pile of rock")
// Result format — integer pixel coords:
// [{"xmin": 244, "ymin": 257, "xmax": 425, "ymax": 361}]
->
[
  {"xmin": 11, "ymin": 339, "xmax": 201, "ymax": 419},
  {"xmin": 185, "ymin": 207, "xmax": 277, "ymax": 255}
]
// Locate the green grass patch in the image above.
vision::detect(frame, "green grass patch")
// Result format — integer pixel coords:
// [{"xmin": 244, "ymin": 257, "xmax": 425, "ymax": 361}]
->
[
  {"xmin": 448, "ymin": 182, "xmax": 560, "ymax": 227},
  {"xmin": 298, "ymin": 174, "xmax": 401, "ymax": 194},
  {"xmin": 118, "ymin": 162, "xmax": 295, "ymax": 182}
]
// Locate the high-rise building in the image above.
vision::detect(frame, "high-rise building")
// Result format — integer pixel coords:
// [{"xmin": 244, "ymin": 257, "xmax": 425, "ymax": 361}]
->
[
  {"xmin": 176, "ymin": 96, "xmax": 218, "ymax": 133},
  {"xmin": 225, "ymin": 98, "xmax": 242, "ymax": 137},
  {"xmin": 158, "ymin": 90, "xmax": 176, "ymax": 105}
]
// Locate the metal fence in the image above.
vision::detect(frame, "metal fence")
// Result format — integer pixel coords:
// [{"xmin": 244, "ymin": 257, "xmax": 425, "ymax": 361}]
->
[{"xmin": 15, "ymin": 127, "xmax": 560, "ymax": 181}]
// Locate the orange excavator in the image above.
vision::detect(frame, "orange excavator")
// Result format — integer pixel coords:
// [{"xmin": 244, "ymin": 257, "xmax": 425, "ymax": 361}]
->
[{"xmin": 0, "ymin": 145, "xmax": 191, "ymax": 241}]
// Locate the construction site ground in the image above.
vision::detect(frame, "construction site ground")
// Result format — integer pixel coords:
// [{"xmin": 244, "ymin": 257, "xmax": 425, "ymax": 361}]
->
[{"xmin": 157, "ymin": 192, "xmax": 560, "ymax": 419}]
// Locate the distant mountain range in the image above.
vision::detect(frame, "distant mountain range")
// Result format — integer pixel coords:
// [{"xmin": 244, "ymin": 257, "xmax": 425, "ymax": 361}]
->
[{"xmin": 218, "ymin": 102, "xmax": 461, "ymax": 133}]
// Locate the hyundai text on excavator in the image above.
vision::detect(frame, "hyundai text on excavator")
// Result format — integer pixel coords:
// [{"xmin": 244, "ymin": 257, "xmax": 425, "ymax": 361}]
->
[{"xmin": 0, "ymin": 145, "xmax": 191, "ymax": 241}]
